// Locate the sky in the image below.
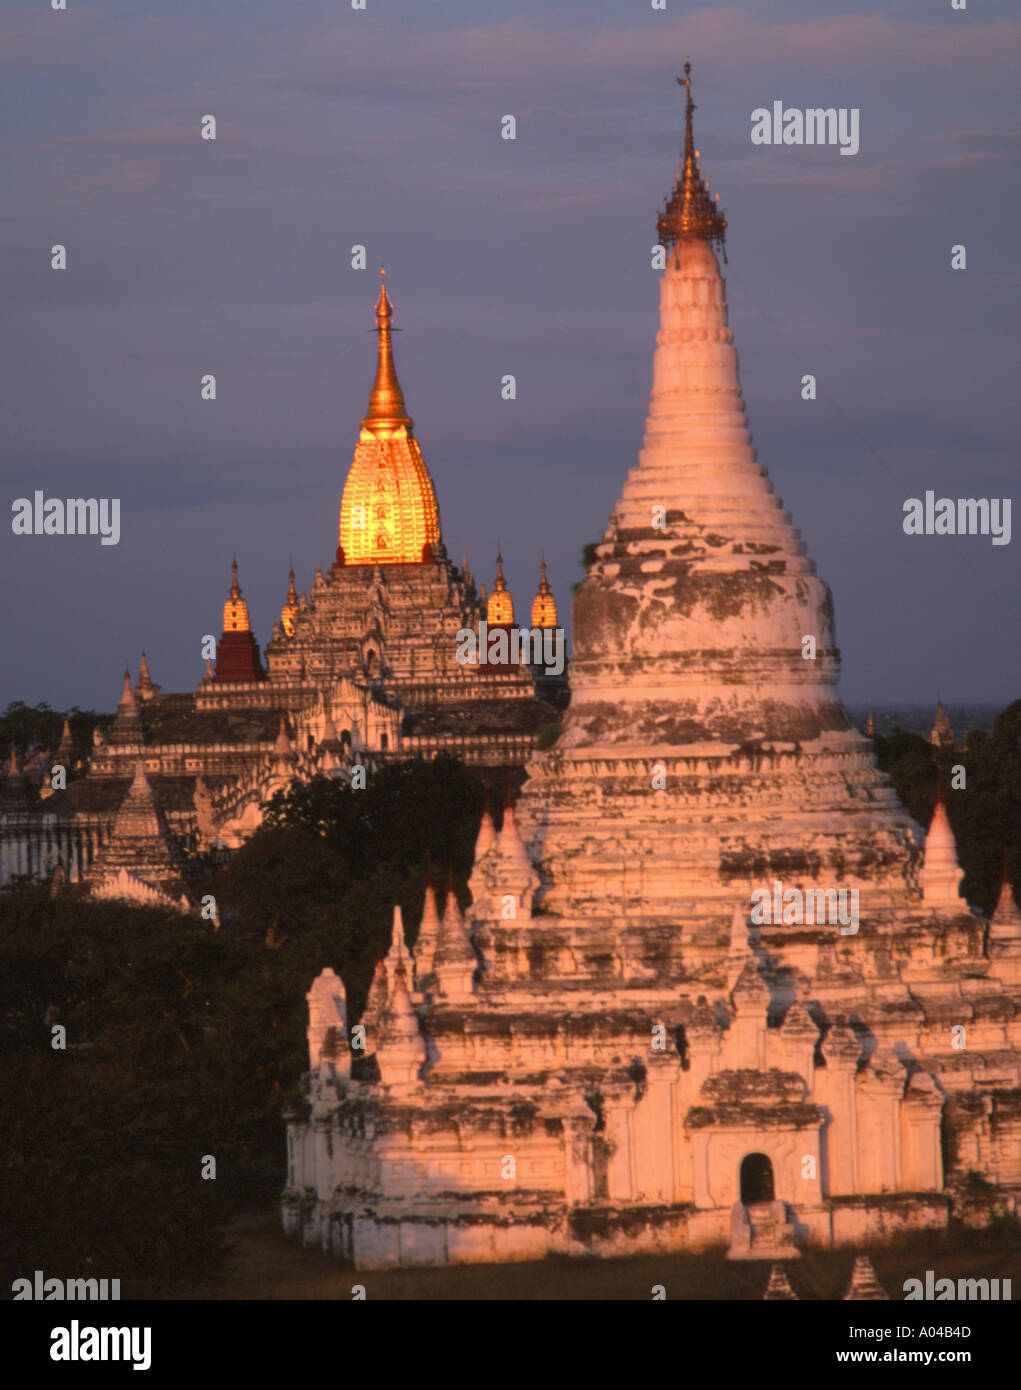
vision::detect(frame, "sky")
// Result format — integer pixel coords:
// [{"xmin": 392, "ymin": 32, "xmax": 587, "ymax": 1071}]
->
[{"xmin": 1, "ymin": 0, "xmax": 1019, "ymax": 711}]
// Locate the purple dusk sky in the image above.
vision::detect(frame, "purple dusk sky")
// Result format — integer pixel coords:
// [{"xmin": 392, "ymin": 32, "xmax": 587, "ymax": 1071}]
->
[{"xmin": 1, "ymin": 0, "xmax": 1018, "ymax": 713}]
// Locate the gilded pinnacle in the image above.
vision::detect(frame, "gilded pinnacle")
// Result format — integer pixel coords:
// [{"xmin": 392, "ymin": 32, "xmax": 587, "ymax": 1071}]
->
[
  {"xmin": 363, "ymin": 266, "xmax": 413, "ymax": 438},
  {"xmin": 657, "ymin": 60, "xmax": 727, "ymax": 257}
]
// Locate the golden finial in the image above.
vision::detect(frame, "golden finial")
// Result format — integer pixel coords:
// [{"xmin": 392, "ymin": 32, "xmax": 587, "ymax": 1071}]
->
[
  {"xmin": 531, "ymin": 555, "xmax": 558, "ymax": 628},
  {"xmin": 363, "ymin": 266, "xmax": 413, "ymax": 438},
  {"xmin": 281, "ymin": 560, "xmax": 299, "ymax": 637},
  {"xmin": 657, "ymin": 60, "xmax": 727, "ymax": 259},
  {"xmin": 223, "ymin": 557, "xmax": 251, "ymax": 633},
  {"xmin": 487, "ymin": 549, "xmax": 514, "ymax": 626}
]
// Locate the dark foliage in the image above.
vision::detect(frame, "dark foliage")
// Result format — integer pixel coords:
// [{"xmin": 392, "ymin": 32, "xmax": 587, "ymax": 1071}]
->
[
  {"xmin": 0, "ymin": 755, "xmax": 486, "ymax": 1290},
  {"xmin": 0, "ymin": 700, "xmax": 111, "ymax": 765},
  {"xmin": 872, "ymin": 699, "xmax": 1021, "ymax": 914}
]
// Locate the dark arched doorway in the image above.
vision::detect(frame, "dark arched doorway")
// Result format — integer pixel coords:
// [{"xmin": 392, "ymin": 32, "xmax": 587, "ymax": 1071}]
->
[{"xmin": 740, "ymin": 1152, "xmax": 775, "ymax": 1204}]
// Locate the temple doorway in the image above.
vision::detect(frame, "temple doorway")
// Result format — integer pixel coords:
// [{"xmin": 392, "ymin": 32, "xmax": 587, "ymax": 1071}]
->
[{"xmin": 740, "ymin": 1152, "xmax": 775, "ymax": 1204}]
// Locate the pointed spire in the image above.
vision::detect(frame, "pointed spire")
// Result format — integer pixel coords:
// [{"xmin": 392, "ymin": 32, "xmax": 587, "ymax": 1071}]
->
[
  {"xmin": 989, "ymin": 856, "xmax": 1021, "ymax": 944},
  {"xmin": 656, "ymin": 60, "xmax": 727, "ymax": 257},
  {"xmin": 497, "ymin": 783, "xmax": 531, "ymax": 872},
  {"xmin": 362, "ymin": 957, "xmax": 389, "ymax": 1037},
  {"xmin": 136, "ymin": 651, "xmax": 152, "ymax": 690},
  {"xmin": 56, "ymin": 718, "xmax": 74, "ymax": 757},
  {"xmin": 487, "ymin": 549, "xmax": 514, "ymax": 626},
  {"xmin": 0, "ymin": 745, "xmax": 27, "ymax": 806},
  {"xmin": 930, "ymin": 696, "xmax": 954, "ymax": 748},
  {"xmin": 222, "ymin": 558, "xmax": 251, "ymax": 634},
  {"xmin": 414, "ymin": 871, "xmax": 442, "ymax": 983},
  {"xmin": 306, "ymin": 968, "xmax": 348, "ymax": 1075},
  {"xmin": 531, "ymin": 557, "xmax": 558, "ymax": 628},
  {"xmin": 377, "ymin": 954, "xmax": 426, "ymax": 1091},
  {"xmin": 433, "ymin": 869, "xmax": 476, "ymax": 1000},
  {"xmin": 362, "ymin": 266, "xmax": 413, "ymax": 439},
  {"xmin": 118, "ymin": 668, "xmax": 136, "ymax": 711},
  {"xmin": 921, "ymin": 780, "xmax": 968, "ymax": 910},
  {"xmin": 108, "ymin": 760, "xmax": 168, "ymax": 843},
  {"xmin": 387, "ymin": 904, "xmax": 409, "ymax": 966},
  {"xmin": 474, "ymin": 790, "xmax": 498, "ymax": 860},
  {"xmin": 274, "ymin": 714, "xmax": 295, "ymax": 762},
  {"xmin": 110, "ymin": 667, "xmax": 143, "ymax": 744},
  {"xmin": 280, "ymin": 565, "xmax": 299, "ymax": 637}
]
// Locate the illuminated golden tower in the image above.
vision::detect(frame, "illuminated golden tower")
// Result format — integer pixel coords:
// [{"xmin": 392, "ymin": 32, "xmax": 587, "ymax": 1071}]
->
[
  {"xmin": 335, "ymin": 269, "xmax": 442, "ymax": 567},
  {"xmin": 222, "ymin": 557, "xmax": 251, "ymax": 634},
  {"xmin": 530, "ymin": 558, "xmax": 558, "ymax": 629},
  {"xmin": 486, "ymin": 551, "xmax": 514, "ymax": 626},
  {"xmin": 280, "ymin": 565, "xmax": 299, "ymax": 638},
  {"xmin": 215, "ymin": 558, "xmax": 264, "ymax": 684}
]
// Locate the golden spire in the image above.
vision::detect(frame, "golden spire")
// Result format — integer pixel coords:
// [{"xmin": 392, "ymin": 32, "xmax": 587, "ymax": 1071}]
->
[
  {"xmin": 657, "ymin": 60, "xmax": 727, "ymax": 258},
  {"xmin": 222, "ymin": 556, "xmax": 251, "ymax": 633},
  {"xmin": 280, "ymin": 563, "xmax": 299, "ymax": 638},
  {"xmin": 337, "ymin": 270, "xmax": 442, "ymax": 567},
  {"xmin": 362, "ymin": 266, "xmax": 413, "ymax": 439},
  {"xmin": 486, "ymin": 549, "xmax": 514, "ymax": 626},
  {"xmin": 530, "ymin": 557, "xmax": 558, "ymax": 629}
]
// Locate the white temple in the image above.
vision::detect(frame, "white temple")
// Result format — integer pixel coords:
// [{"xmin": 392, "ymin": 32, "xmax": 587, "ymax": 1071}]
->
[{"xmin": 283, "ymin": 66, "xmax": 1021, "ymax": 1268}]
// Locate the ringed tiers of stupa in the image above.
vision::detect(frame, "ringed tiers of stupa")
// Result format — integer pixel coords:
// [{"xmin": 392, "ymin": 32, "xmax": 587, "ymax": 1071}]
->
[{"xmin": 283, "ymin": 67, "xmax": 1021, "ymax": 1269}]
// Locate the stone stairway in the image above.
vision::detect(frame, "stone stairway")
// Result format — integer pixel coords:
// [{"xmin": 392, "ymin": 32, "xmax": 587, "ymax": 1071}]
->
[{"xmin": 728, "ymin": 1199, "xmax": 801, "ymax": 1260}]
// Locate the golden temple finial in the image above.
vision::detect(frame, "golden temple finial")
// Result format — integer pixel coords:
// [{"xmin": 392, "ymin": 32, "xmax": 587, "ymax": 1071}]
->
[
  {"xmin": 531, "ymin": 556, "xmax": 558, "ymax": 629},
  {"xmin": 223, "ymin": 557, "xmax": 251, "ymax": 634},
  {"xmin": 362, "ymin": 266, "xmax": 413, "ymax": 438},
  {"xmin": 487, "ymin": 549, "xmax": 514, "ymax": 626},
  {"xmin": 657, "ymin": 60, "xmax": 727, "ymax": 259},
  {"xmin": 280, "ymin": 561, "xmax": 299, "ymax": 638}
]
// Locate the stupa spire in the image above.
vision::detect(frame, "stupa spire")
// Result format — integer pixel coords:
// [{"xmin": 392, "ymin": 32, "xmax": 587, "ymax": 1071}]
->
[
  {"xmin": 474, "ymin": 790, "xmax": 497, "ymax": 859},
  {"xmin": 487, "ymin": 550, "xmax": 514, "ymax": 626},
  {"xmin": 336, "ymin": 269, "xmax": 442, "ymax": 567},
  {"xmin": 414, "ymin": 868, "xmax": 442, "ymax": 984},
  {"xmin": 362, "ymin": 266, "xmax": 413, "ymax": 439},
  {"xmin": 280, "ymin": 564, "xmax": 299, "ymax": 638},
  {"xmin": 989, "ymin": 855, "xmax": 1021, "ymax": 945},
  {"xmin": 921, "ymin": 780, "xmax": 968, "ymax": 911},
  {"xmin": 223, "ymin": 557, "xmax": 251, "ymax": 634},
  {"xmin": 657, "ymin": 60, "xmax": 727, "ymax": 258},
  {"xmin": 530, "ymin": 557, "xmax": 558, "ymax": 629}
]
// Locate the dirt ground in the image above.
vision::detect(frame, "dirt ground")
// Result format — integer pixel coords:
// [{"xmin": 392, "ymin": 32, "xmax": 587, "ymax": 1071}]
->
[{"xmin": 140, "ymin": 1208, "xmax": 1021, "ymax": 1301}]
